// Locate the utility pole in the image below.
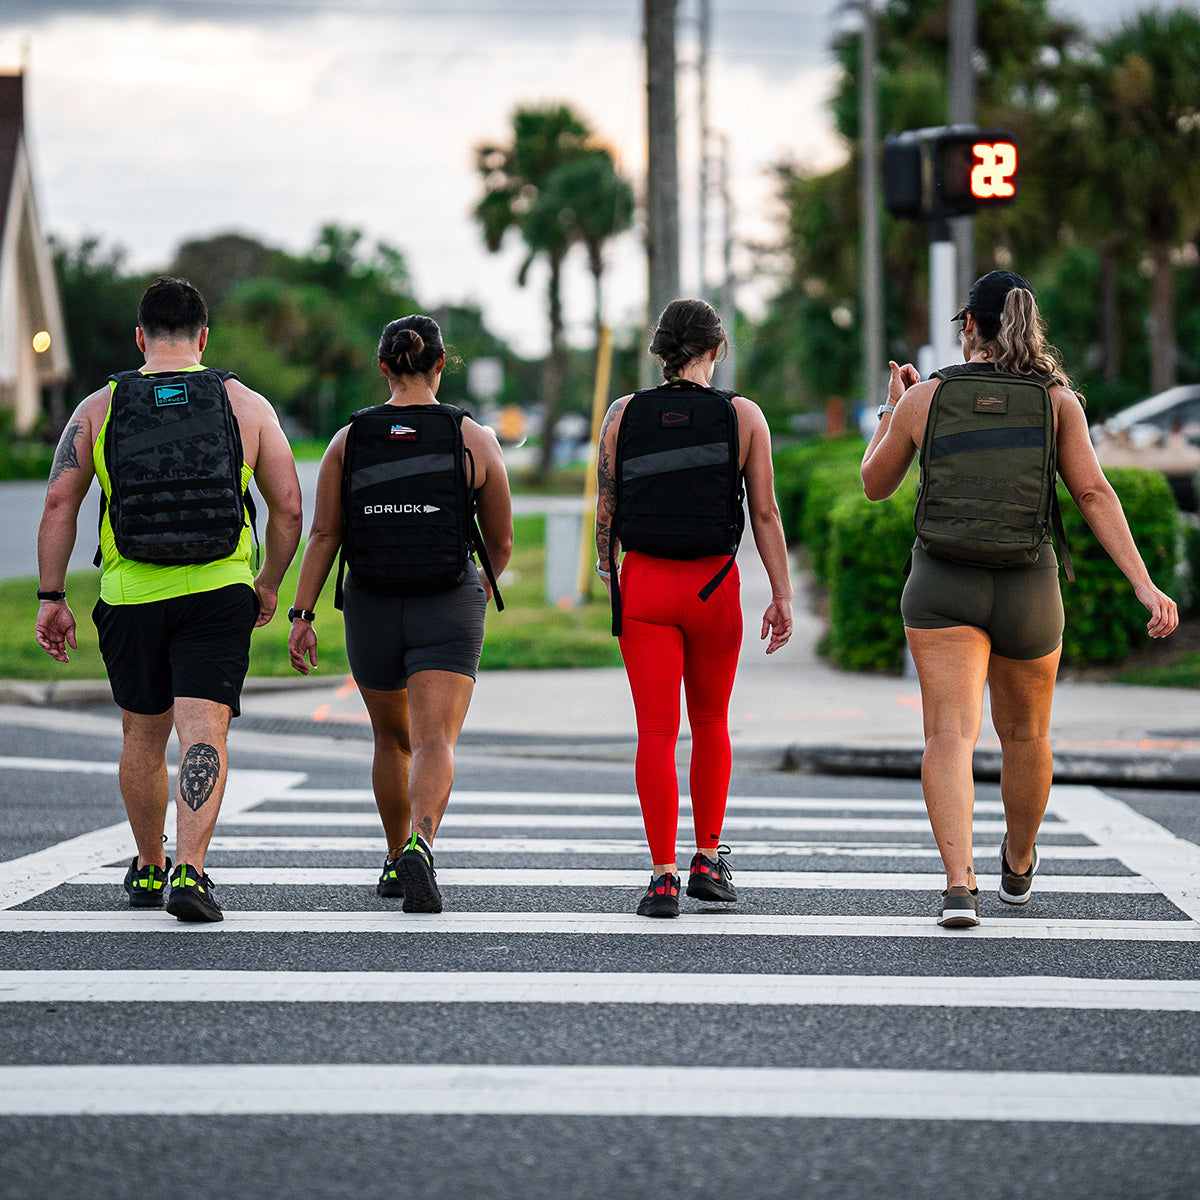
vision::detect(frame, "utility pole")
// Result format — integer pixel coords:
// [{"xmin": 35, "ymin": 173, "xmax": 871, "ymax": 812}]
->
[
  {"xmin": 697, "ymin": 0, "xmax": 711, "ymax": 301},
  {"xmin": 645, "ymin": 0, "xmax": 680, "ymax": 384},
  {"xmin": 713, "ymin": 133, "xmax": 737, "ymax": 391},
  {"xmin": 948, "ymin": 0, "xmax": 977, "ymax": 304},
  {"xmin": 858, "ymin": 0, "xmax": 885, "ymax": 407}
]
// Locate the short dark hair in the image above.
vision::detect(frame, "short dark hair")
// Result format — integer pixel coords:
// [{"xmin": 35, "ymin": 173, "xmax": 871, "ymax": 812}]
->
[
  {"xmin": 377, "ymin": 314, "xmax": 445, "ymax": 377},
  {"xmin": 649, "ymin": 298, "xmax": 727, "ymax": 381},
  {"xmin": 137, "ymin": 277, "xmax": 208, "ymax": 341}
]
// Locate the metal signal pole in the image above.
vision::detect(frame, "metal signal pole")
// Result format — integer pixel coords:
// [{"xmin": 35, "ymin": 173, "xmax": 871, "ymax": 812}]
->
[{"xmin": 645, "ymin": 0, "xmax": 681, "ymax": 358}]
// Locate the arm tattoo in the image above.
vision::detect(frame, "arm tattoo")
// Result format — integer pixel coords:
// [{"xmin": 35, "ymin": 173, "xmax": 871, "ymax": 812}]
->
[
  {"xmin": 178, "ymin": 742, "xmax": 221, "ymax": 812},
  {"xmin": 595, "ymin": 403, "xmax": 620, "ymax": 564},
  {"xmin": 48, "ymin": 421, "xmax": 82, "ymax": 486}
]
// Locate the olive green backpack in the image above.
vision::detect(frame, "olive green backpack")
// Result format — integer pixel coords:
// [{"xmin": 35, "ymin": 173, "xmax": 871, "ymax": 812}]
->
[{"xmin": 914, "ymin": 362, "xmax": 1073, "ymax": 578}]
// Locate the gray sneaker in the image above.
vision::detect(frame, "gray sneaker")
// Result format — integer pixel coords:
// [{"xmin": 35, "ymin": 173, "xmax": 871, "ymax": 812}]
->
[
  {"xmin": 999, "ymin": 836, "xmax": 1038, "ymax": 906},
  {"xmin": 938, "ymin": 885, "xmax": 980, "ymax": 928}
]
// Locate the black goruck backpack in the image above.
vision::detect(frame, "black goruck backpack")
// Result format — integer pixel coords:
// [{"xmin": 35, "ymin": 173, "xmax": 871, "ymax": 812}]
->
[
  {"xmin": 914, "ymin": 362, "xmax": 1072, "ymax": 578},
  {"xmin": 98, "ymin": 367, "xmax": 252, "ymax": 566},
  {"xmin": 336, "ymin": 402, "xmax": 503, "ymax": 610},
  {"xmin": 608, "ymin": 380, "xmax": 743, "ymax": 635}
]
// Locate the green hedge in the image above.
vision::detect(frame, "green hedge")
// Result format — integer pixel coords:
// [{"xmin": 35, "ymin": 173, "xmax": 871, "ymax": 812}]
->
[
  {"xmin": 1057, "ymin": 468, "xmax": 1181, "ymax": 665},
  {"xmin": 817, "ymin": 466, "xmax": 1180, "ymax": 672},
  {"xmin": 773, "ymin": 438, "xmax": 867, "ymax": 543}
]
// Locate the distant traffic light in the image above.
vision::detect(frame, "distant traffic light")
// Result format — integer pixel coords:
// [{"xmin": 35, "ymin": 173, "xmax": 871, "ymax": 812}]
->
[{"xmin": 883, "ymin": 125, "xmax": 1019, "ymax": 221}]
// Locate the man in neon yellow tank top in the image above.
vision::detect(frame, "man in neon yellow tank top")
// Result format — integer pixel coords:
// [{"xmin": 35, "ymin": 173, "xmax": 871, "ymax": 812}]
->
[{"xmin": 34, "ymin": 278, "xmax": 303, "ymax": 922}]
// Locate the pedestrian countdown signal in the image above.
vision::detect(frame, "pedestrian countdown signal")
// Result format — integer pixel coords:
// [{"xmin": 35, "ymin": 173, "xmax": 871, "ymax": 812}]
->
[{"xmin": 883, "ymin": 125, "xmax": 1019, "ymax": 222}]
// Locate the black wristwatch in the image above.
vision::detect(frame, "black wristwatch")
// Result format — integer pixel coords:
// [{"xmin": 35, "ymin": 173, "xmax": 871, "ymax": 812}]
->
[
  {"xmin": 37, "ymin": 590, "xmax": 66, "ymax": 602},
  {"xmin": 287, "ymin": 606, "xmax": 316, "ymax": 623}
]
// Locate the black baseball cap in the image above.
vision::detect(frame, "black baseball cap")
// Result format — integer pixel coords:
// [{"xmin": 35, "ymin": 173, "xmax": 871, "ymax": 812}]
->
[{"xmin": 953, "ymin": 270, "xmax": 1035, "ymax": 336}]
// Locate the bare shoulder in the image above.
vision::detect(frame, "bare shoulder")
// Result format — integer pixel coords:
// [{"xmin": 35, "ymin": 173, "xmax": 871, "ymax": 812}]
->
[
  {"xmin": 731, "ymin": 393, "xmax": 768, "ymax": 429},
  {"xmin": 224, "ymin": 377, "xmax": 282, "ymax": 430},
  {"xmin": 600, "ymin": 394, "xmax": 633, "ymax": 439}
]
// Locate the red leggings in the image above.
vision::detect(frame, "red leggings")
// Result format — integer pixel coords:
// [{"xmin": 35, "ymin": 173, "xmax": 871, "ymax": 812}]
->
[{"xmin": 618, "ymin": 551, "xmax": 742, "ymax": 865}]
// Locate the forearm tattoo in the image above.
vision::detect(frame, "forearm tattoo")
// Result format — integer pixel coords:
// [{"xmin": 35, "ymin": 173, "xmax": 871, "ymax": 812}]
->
[
  {"xmin": 48, "ymin": 421, "xmax": 82, "ymax": 485},
  {"xmin": 595, "ymin": 404, "xmax": 619, "ymax": 564},
  {"xmin": 178, "ymin": 742, "xmax": 221, "ymax": 812}
]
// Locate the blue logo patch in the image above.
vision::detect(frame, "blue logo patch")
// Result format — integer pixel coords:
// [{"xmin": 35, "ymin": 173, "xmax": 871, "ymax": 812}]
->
[{"xmin": 154, "ymin": 383, "xmax": 189, "ymax": 407}]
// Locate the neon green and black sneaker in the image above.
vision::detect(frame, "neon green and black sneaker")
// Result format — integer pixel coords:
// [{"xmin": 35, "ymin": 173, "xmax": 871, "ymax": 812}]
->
[
  {"xmin": 122, "ymin": 855, "xmax": 172, "ymax": 909},
  {"xmin": 396, "ymin": 833, "xmax": 442, "ymax": 913},
  {"xmin": 165, "ymin": 862, "xmax": 223, "ymax": 923},
  {"xmin": 377, "ymin": 851, "xmax": 405, "ymax": 899}
]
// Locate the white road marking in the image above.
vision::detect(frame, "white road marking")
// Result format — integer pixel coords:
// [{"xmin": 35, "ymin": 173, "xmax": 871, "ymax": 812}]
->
[
  {"xmin": 1, "ymin": 910, "xmax": 1195, "ymax": 940},
  {"xmin": 2, "ymin": 970, "xmax": 1197, "ymax": 1011},
  {"xmin": 218, "ymin": 811, "xmax": 1034, "ymax": 833},
  {"xmin": 69, "ymin": 866, "xmax": 1157, "ymax": 893},
  {"xmin": 3, "ymin": 1064, "xmax": 1198, "ymax": 1122},
  {"xmin": 1050, "ymin": 785, "xmax": 1200, "ymax": 922},
  {"xmin": 202, "ymin": 835, "xmax": 1119, "ymax": 859},
  {"xmin": 0, "ymin": 771, "xmax": 307, "ymax": 909},
  {"xmin": 278, "ymin": 789, "xmax": 1006, "ymax": 815}
]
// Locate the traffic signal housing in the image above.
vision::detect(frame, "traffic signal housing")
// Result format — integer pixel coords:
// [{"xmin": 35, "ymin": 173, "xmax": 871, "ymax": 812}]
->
[{"xmin": 883, "ymin": 125, "xmax": 1019, "ymax": 221}]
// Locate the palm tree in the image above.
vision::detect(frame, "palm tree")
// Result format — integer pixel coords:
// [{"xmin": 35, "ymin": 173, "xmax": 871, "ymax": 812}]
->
[
  {"xmin": 1082, "ymin": 10, "xmax": 1200, "ymax": 393},
  {"xmin": 475, "ymin": 105, "xmax": 593, "ymax": 476},
  {"xmin": 545, "ymin": 150, "xmax": 635, "ymax": 346}
]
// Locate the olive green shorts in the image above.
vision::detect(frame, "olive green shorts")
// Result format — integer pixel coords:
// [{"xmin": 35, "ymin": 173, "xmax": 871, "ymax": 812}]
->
[{"xmin": 901, "ymin": 542, "xmax": 1064, "ymax": 660}]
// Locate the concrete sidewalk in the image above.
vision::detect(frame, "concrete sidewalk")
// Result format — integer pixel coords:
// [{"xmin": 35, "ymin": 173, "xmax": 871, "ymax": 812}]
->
[{"xmin": 6, "ymin": 546, "xmax": 1200, "ymax": 784}]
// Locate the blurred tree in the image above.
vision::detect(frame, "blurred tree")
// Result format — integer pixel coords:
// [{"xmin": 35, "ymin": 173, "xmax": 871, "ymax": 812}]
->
[
  {"xmin": 474, "ymin": 104, "xmax": 594, "ymax": 476},
  {"xmin": 49, "ymin": 236, "xmax": 156, "ymax": 407},
  {"xmin": 169, "ymin": 232, "xmax": 281, "ymax": 305},
  {"xmin": 1075, "ymin": 9, "xmax": 1200, "ymax": 393}
]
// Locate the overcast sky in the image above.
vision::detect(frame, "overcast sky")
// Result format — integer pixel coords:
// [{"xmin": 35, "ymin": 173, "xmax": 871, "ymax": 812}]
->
[{"xmin": 1, "ymin": 0, "xmax": 1162, "ymax": 360}]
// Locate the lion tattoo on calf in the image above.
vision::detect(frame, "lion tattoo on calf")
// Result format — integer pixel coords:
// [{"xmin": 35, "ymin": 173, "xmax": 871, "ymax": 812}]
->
[{"xmin": 179, "ymin": 742, "xmax": 221, "ymax": 812}]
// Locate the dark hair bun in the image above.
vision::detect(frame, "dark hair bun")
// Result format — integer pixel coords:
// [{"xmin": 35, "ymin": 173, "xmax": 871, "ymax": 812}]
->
[
  {"xmin": 650, "ymin": 298, "xmax": 726, "ymax": 380},
  {"xmin": 377, "ymin": 316, "xmax": 444, "ymax": 377}
]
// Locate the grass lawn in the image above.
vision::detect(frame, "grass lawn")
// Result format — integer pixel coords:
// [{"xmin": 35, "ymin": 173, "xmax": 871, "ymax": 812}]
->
[{"xmin": 8, "ymin": 514, "xmax": 622, "ymax": 681}]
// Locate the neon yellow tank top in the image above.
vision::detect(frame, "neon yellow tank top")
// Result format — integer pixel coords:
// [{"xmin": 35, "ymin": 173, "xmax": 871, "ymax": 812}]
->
[{"xmin": 93, "ymin": 366, "xmax": 256, "ymax": 605}]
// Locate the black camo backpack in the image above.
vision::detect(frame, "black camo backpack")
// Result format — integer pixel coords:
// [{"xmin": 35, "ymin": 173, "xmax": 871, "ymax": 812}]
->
[
  {"xmin": 335, "ymin": 403, "xmax": 503, "ymax": 609},
  {"xmin": 97, "ymin": 367, "xmax": 255, "ymax": 566},
  {"xmin": 607, "ymin": 380, "xmax": 743, "ymax": 635},
  {"xmin": 914, "ymin": 362, "xmax": 1072, "ymax": 578}
]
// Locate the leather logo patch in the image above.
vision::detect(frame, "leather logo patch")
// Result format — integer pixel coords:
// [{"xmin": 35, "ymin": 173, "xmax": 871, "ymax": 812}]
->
[
  {"xmin": 974, "ymin": 391, "xmax": 1008, "ymax": 414},
  {"xmin": 660, "ymin": 410, "xmax": 692, "ymax": 428}
]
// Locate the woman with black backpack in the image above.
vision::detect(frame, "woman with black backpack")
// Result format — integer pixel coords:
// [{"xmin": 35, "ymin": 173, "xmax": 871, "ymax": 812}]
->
[
  {"xmin": 287, "ymin": 315, "xmax": 513, "ymax": 914},
  {"xmin": 595, "ymin": 298, "xmax": 794, "ymax": 918},
  {"xmin": 862, "ymin": 271, "xmax": 1177, "ymax": 928}
]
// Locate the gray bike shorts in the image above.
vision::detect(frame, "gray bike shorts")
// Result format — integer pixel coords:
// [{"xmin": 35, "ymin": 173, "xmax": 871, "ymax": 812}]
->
[
  {"xmin": 342, "ymin": 569, "xmax": 487, "ymax": 691},
  {"xmin": 901, "ymin": 542, "xmax": 1064, "ymax": 661}
]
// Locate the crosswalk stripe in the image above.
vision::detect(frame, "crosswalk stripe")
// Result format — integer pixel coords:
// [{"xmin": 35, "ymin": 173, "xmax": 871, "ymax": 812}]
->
[
  {"xmin": 3, "ymin": 1064, "xmax": 1198, "ymax": 1122},
  {"xmin": 3, "ymin": 970, "xmax": 1197, "ymax": 1010},
  {"xmin": 219, "ymin": 811, "xmax": 1046, "ymax": 833},
  {"xmin": 279, "ymin": 790, "xmax": 1007, "ymax": 815},
  {"xmin": 203, "ymin": 835, "xmax": 1120, "ymax": 859},
  {"xmin": 0, "ymin": 771, "xmax": 307, "ymax": 910},
  {"xmin": 69, "ymin": 866, "xmax": 1157, "ymax": 893},
  {"xmin": 2, "ymin": 910, "xmax": 1195, "ymax": 940}
]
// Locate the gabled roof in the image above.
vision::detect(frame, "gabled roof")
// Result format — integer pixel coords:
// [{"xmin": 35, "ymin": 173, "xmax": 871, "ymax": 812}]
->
[{"xmin": 0, "ymin": 74, "xmax": 23, "ymax": 247}]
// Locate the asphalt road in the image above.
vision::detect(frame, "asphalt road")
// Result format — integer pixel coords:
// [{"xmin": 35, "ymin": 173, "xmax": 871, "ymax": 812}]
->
[{"xmin": 1, "ymin": 707, "xmax": 1199, "ymax": 1198}]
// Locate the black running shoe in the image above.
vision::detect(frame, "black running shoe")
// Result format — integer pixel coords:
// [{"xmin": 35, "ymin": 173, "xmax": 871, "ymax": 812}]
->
[
  {"xmin": 999, "ymin": 836, "xmax": 1038, "ymax": 906},
  {"xmin": 686, "ymin": 844, "xmax": 737, "ymax": 902},
  {"xmin": 636, "ymin": 872, "xmax": 680, "ymax": 918},
  {"xmin": 165, "ymin": 863, "xmax": 223, "ymax": 923},
  {"xmin": 397, "ymin": 834, "xmax": 442, "ymax": 913},
  {"xmin": 377, "ymin": 853, "xmax": 405, "ymax": 898},
  {"xmin": 123, "ymin": 855, "xmax": 172, "ymax": 909},
  {"xmin": 937, "ymin": 885, "xmax": 980, "ymax": 928}
]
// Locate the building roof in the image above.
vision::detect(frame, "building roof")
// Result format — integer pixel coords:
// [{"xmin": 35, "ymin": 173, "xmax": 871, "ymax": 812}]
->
[{"xmin": 0, "ymin": 74, "xmax": 23, "ymax": 248}]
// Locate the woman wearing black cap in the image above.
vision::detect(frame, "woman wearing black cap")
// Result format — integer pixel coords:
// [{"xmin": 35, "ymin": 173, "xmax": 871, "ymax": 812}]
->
[{"xmin": 861, "ymin": 271, "xmax": 1177, "ymax": 928}]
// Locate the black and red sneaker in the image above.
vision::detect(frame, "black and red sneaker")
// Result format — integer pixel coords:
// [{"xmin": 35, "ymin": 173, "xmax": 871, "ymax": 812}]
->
[
  {"xmin": 686, "ymin": 844, "xmax": 737, "ymax": 903},
  {"xmin": 636, "ymin": 871, "xmax": 680, "ymax": 918}
]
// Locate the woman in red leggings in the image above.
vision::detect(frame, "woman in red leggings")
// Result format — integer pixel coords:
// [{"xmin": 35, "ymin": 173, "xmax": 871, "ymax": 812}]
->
[{"xmin": 595, "ymin": 299, "xmax": 794, "ymax": 917}]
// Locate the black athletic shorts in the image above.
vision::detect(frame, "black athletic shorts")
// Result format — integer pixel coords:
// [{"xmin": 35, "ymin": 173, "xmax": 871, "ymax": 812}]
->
[
  {"xmin": 93, "ymin": 583, "xmax": 258, "ymax": 716},
  {"xmin": 901, "ymin": 542, "xmax": 1064, "ymax": 660},
  {"xmin": 343, "ymin": 570, "xmax": 487, "ymax": 691}
]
